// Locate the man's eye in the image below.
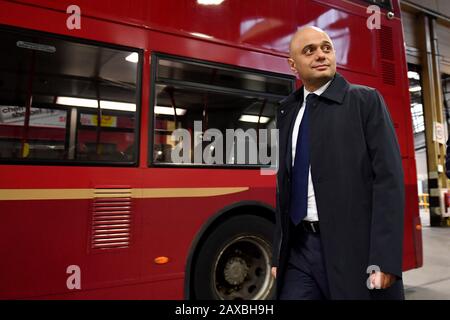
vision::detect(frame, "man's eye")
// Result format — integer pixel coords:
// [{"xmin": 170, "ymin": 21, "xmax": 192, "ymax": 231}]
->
[
  {"xmin": 323, "ymin": 45, "xmax": 331, "ymax": 52},
  {"xmin": 304, "ymin": 48, "xmax": 313, "ymax": 55}
]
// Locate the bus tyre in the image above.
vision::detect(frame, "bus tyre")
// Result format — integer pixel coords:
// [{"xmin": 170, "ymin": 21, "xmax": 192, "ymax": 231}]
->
[{"xmin": 193, "ymin": 214, "xmax": 275, "ymax": 300}]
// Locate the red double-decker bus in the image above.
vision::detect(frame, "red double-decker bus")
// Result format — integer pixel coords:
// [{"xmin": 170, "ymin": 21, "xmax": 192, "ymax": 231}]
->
[{"xmin": 0, "ymin": 0, "xmax": 422, "ymax": 299}]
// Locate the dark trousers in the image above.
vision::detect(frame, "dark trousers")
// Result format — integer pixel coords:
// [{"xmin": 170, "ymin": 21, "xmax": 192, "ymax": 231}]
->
[{"xmin": 279, "ymin": 224, "xmax": 330, "ymax": 300}]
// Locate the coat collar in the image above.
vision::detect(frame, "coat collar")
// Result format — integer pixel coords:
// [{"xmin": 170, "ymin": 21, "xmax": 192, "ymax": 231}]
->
[
  {"xmin": 280, "ymin": 72, "xmax": 349, "ymax": 107},
  {"xmin": 320, "ymin": 72, "xmax": 349, "ymax": 104}
]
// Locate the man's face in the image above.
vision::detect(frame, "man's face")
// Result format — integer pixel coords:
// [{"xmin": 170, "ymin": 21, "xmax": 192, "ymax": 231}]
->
[{"xmin": 288, "ymin": 28, "xmax": 336, "ymax": 86}]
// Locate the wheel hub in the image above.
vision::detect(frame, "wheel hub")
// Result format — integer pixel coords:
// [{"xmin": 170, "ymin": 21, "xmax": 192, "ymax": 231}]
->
[{"xmin": 223, "ymin": 257, "xmax": 249, "ymax": 285}]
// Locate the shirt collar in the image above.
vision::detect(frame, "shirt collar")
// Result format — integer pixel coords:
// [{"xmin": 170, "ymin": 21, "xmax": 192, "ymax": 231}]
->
[{"xmin": 303, "ymin": 79, "xmax": 332, "ymax": 102}]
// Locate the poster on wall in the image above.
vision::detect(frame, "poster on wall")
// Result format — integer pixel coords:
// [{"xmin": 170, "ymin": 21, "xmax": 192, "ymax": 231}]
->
[
  {"xmin": 80, "ymin": 114, "xmax": 117, "ymax": 127},
  {"xmin": 0, "ymin": 106, "xmax": 66, "ymax": 128}
]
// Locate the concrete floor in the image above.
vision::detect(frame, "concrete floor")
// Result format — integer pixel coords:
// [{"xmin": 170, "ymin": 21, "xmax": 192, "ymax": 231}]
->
[{"xmin": 403, "ymin": 226, "xmax": 450, "ymax": 299}]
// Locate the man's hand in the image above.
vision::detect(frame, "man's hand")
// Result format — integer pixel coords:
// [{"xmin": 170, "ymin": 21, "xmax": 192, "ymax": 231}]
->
[
  {"xmin": 271, "ymin": 267, "xmax": 277, "ymax": 279},
  {"xmin": 369, "ymin": 271, "xmax": 396, "ymax": 289}
]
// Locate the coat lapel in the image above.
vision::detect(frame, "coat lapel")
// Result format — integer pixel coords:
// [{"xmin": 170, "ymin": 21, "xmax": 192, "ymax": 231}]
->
[
  {"xmin": 278, "ymin": 89, "xmax": 304, "ymax": 176},
  {"xmin": 278, "ymin": 73, "xmax": 349, "ymax": 176}
]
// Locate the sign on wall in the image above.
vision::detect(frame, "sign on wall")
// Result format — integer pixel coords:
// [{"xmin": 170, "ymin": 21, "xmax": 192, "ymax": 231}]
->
[{"xmin": 0, "ymin": 106, "xmax": 66, "ymax": 128}]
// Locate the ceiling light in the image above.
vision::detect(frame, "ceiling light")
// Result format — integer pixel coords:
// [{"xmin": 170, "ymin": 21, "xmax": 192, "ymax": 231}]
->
[
  {"xmin": 101, "ymin": 100, "xmax": 136, "ymax": 111},
  {"xmin": 16, "ymin": 41, "xmax": 56, "ymax": 53},
  {"xmin": 239, "ymin": 115, "xmax": 270, "ymax": 124},
  {"xmin": 154, "ymin": 106, "xmax": 187, "ymax": 116},
  {"xmin": 56, "ymin": 97, "xmax": 136, "ymax": 111},
  {"xmin": 57, "ymin": 97, "xmax": 96, "ymax": 108},
  {"xmin": 407, "ymin": 71, "xmax": 420, "ymax": 80},
  {"xmin": 125, "ymin": 52, "xmax": 139, "ymax": 63}
]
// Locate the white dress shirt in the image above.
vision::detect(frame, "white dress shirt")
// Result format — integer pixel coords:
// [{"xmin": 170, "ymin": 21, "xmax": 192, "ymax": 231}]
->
[{"xmin": 291, "ymin": 80, "xmax": 332, "ymax": 222}]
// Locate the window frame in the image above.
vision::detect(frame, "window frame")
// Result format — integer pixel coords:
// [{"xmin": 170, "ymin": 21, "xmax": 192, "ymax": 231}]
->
[
  {"xmin": 407, "ymin": 63, "xmax": 425, "ymax": 137},
  {"xmin": 148, "ymin": 52, "xmax": 296, "ymax": 169},
  {"xmin": 0, "ymin": 25, "xmax": 143, "ymax": 167},
  {"xmin": 356, "ymin": 0, "xmax": 393, "ymax": 11}
]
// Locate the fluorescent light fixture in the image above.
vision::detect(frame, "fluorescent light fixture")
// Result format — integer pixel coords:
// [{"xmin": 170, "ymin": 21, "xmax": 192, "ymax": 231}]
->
[
  {"xmin": 101, "ymin": 100, "xmax": 136, "ymax": 111},
  {"xmin": 17, "ymin": 41, "xmax": 56, "ymax": 53},
  {"xmin": 57, "ymin": 97, "xmax": 97, "ymax": 108},
  {"xmin": 154, "ymin": 106, "xmax": 187, "ymax": 116},
  {"xmin": 407, "ymin": 71, "xmax": 420, "ymax": 80},
  {"xmin": 125, "ymin": 52, "xmax": 139, "ymax": 63},
  {"xmin": 409, "ymin": 86, "xmax": 422, "ymax": 93},
  {"xmin": 56, "ymin": 97, "xmax": 136, "ymax": 111},
  {"xmin": 197, "ymin": 0, "xmax": 225, "ymax": 5},
  {"xmin": 190, "ymin": 32, "xmax": 213, "ymax": 39},
  {"xmin": 239, "ymin": 115, "xmax": 270, "ymax": 124}
]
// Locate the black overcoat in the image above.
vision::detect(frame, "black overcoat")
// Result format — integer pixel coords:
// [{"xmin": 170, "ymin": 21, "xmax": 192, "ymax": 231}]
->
[{"xmin": 272, "ymin": 73, "xmax": 405, "ymax": 299}]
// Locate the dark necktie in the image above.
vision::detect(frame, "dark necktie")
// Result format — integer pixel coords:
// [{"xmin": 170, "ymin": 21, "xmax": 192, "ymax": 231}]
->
[{"xmin": 289, "ymin": 93, "xmax": 318, "ymax": 225}]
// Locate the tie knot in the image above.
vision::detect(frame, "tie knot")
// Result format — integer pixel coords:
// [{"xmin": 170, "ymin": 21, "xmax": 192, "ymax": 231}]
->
[{"xmin": 306, "ymin": 93, "xmax": 318, "ymax": 106}]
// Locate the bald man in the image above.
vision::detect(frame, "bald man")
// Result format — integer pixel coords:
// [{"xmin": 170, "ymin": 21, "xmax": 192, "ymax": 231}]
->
[{"xmin": 271, "ymin": 26, "xmax": 405, "ymax": 300}]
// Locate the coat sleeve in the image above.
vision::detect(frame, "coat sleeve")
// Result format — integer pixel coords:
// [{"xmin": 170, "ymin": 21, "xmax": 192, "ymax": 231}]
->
[{"xmin": 364, "ymin": 89, "xmax": 405, "ymax": 279}]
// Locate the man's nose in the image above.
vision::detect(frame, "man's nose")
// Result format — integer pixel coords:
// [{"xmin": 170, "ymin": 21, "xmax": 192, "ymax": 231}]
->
[{"xmin": 315, "ymin": 48, "xmax": 326, "ymax": 60}]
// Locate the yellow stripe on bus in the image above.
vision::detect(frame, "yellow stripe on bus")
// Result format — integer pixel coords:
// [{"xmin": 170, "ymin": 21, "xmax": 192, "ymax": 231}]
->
[
  {"xmin": 0, "ymin": 187, "xmax": 249, "ymax": 201},
  {"xmin": 134, "ymin": 187, "xmax": 249, "ymax": 198}
]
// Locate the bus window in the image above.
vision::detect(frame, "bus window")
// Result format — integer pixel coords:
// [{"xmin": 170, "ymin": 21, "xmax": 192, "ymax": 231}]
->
[
  {"xmin": 0, "ymin": 28, "xmax": 140, "ymax": 164},
  {"xmin": 0, "ymin": 106, "xmax": 67, "ymax": 159},
  {"xmin": 77, "ymin": 111, "xmax": 136, "ymax": 161},
  {"xmin": 151, "ymin": 55, "xmax": 294, "ymax": 166}
]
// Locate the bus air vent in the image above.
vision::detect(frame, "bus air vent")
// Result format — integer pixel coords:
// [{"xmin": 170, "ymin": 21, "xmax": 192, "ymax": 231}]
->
[
  {"xmin": 379, "ymin": 26, "xmax": 394, "ymax": 61},
  {"xmin": 91, "ymin": 188, "xmax": 133, "ymax": 250},
  {"xmin": 381, "ymin": 61, "xmax": 396, "ymax": 86},
  {"xmin": 378, "ymin": 26, "xmax": 396, "ymax": 85}
]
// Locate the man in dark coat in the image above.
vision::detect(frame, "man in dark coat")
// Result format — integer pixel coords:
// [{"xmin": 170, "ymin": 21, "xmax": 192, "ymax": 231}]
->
[{"xmin": 271, "ymin": 26, "xmax": 405, "ymax": 299}]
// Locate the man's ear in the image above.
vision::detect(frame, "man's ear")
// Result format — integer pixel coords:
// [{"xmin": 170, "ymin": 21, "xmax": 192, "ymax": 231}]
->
[{"xmin": 287, "ymin": 58, "xmax": 298, "ymax": 75}]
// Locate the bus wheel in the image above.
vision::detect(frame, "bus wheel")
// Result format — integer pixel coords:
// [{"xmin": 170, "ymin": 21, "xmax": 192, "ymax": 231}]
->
[{"xmin": 193, "ymin": 214, "xmax": 275, "ymax": 300}]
